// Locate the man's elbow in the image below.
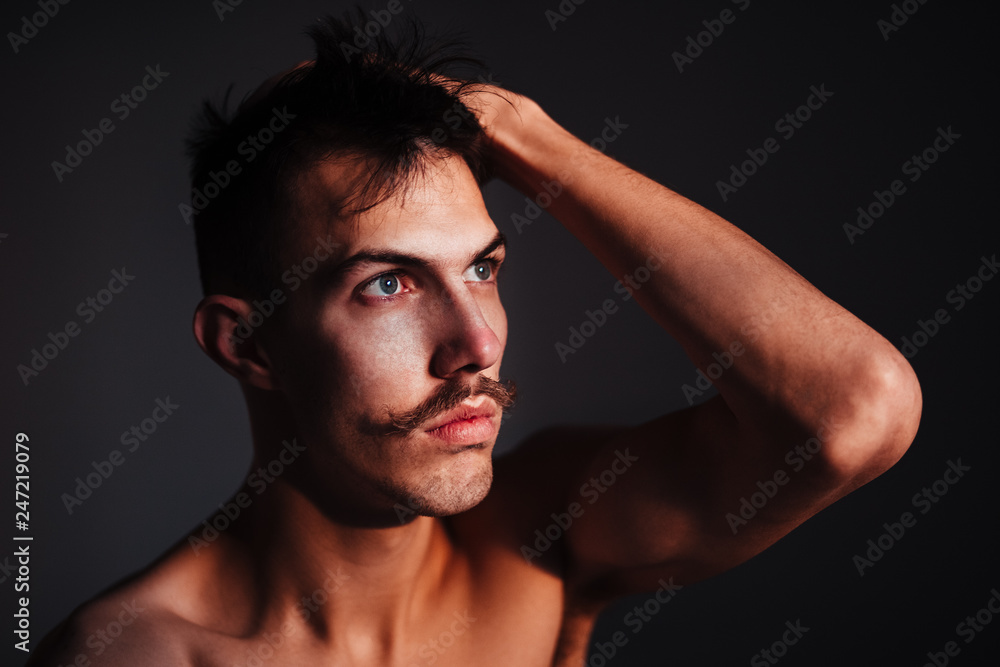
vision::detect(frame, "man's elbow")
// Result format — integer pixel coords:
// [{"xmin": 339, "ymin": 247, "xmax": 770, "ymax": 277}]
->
[{"xmin": 820, "ymin": 348, "xmax": 923, "ymax": 485}]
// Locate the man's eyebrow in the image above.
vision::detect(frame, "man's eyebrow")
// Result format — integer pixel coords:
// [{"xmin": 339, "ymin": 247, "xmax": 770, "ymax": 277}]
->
[
  {"xmin": 320, "ymin": 231, "xmax": 507, "ymax": 286},
  {"xmin": 474, "ymin": 231, "xmax": 507, "ymax": 262}
]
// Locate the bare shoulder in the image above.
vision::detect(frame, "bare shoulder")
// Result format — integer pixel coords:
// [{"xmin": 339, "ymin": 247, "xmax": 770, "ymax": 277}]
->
[
  {"xmin": 26, "ymin": 538, "xmax": 229, "ymax": 667},
  {"xmin": 27, "ymin": 588, "xmax": 194, "ymax": 666}
]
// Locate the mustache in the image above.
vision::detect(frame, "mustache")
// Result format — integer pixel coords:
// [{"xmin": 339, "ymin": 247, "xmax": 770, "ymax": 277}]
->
[{"xmin": 381, "ymin": 375, "xmax": 517, "ymax": 436}]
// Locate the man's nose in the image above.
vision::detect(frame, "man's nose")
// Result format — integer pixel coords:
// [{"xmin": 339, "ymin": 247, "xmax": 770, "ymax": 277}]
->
[{"xmin": 429, "ymin": 287, "xmax": 502, "ymax": 379}]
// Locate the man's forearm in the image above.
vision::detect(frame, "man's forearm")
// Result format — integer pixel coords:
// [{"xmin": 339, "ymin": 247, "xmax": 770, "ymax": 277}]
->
[{"xmin": 489, "ymin": 98, "xmax": 920, "ymax": 467}]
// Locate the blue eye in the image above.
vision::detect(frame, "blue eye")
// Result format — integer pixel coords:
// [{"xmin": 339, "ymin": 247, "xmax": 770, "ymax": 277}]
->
[
  {"xmin": 466, "ymin": 261, "xmax": 493, "ymax": 282},
  {"xmin": 377, "ymin": 275, "xmax": 398, "ymax": 294},
  {"xmin": 361, "ymin": 273, "xmax": 403, "ymax": 297}
]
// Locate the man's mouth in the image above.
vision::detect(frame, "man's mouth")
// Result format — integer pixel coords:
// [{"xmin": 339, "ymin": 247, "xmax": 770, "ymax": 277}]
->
[{"xmin": 422, "ymin": 397, "xmax": 498, "ymax": 446}]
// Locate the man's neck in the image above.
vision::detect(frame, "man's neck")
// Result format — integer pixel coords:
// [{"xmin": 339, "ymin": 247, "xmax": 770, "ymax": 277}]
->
[{"xmin": 176, "ymin": 479, "xmax": 462, "ymax": 662}]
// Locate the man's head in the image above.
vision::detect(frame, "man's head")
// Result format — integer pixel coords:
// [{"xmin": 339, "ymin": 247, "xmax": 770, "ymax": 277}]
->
[
  {"xmin": 187, "ymin": 12, "xmax": 515, "ymax": 525},
  {"xmin": 186, "ymin": 11, "xmax": 492, "ymax": 298}
]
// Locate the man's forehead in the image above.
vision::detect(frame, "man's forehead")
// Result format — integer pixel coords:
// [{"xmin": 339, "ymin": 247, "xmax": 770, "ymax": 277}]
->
[{"xmin": 285, "ymin": 154, "xmax": 497, "ymax": 263}]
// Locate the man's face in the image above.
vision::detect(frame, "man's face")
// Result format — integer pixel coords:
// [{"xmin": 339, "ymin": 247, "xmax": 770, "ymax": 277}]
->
[{"xmin": 261, "ymin": 154, "xmax": 510, "ymax": 523}]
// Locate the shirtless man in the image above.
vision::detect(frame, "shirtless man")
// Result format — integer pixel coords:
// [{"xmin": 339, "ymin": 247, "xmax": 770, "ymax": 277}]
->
[{"xmin": 29, "ymin": 13, "xmax": 922, "ymax": 666}]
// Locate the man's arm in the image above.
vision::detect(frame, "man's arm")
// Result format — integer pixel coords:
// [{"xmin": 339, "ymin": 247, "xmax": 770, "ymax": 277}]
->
[{"xmin": 477, "ymin": 89, "xmax": 922, "ymax": 594}]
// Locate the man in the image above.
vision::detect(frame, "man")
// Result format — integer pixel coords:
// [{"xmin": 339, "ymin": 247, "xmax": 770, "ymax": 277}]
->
[{"xmin": 30, "ymin": 12, "xmax": 921, "ymax": 666}]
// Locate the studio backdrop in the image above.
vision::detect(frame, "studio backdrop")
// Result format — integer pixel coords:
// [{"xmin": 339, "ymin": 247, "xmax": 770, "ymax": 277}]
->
[{"xmin": 1, "ymin": 0, "xmax": 997, "ymax": 665}]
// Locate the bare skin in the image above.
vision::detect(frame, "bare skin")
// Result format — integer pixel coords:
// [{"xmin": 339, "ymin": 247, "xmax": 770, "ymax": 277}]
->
[{"xmin": 29, "ymin": 86, "xmax": 921, "ymax": 666}]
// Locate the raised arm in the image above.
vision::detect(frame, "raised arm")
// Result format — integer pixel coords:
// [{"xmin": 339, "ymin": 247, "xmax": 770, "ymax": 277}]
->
[{"xmin": 476, "ymin": 88, "xmax": 922, "ymax": 592}]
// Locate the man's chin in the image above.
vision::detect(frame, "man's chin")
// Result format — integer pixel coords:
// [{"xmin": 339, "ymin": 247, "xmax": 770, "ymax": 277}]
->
[{"xmin": 394, "ymin": 460, "xmax": 493, "ymax": 518}]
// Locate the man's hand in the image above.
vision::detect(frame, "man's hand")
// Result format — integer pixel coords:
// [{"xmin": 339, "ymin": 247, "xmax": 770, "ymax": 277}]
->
[{"xmin": 433, "ymin": 77, "xmax": 545, "ymax": 185}]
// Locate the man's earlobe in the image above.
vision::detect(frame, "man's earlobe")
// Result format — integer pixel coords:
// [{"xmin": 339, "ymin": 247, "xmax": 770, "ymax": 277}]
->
[{"xmin": 192, "ymin": 295, "xmax": 280, "ymax": 390}]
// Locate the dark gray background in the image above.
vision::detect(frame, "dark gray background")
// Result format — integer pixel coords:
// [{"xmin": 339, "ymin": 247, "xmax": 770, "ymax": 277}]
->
[{"xmin": 2, "ymin": 0, "xmax": 997, "ymax": 665}]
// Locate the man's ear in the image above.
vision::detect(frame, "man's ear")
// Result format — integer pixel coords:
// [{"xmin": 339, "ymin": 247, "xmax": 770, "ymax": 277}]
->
[{"xmin": 192, "ymin": 295, "xmax": 280, "ymax": 390}]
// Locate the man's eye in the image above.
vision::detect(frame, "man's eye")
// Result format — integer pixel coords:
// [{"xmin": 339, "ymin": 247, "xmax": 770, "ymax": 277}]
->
[
  {"xmin": 360, "ymin": 273, "xmax": 405, "ymax": 297},
  {"xmin": 465, "ymin": 261, "xmax": 494, "ymax": 282}
]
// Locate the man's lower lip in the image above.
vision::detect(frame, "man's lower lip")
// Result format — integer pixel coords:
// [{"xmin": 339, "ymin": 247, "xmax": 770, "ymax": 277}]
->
[{"xmin": 425, "ymin": 416, "xmax": 495, "ymax": 446}]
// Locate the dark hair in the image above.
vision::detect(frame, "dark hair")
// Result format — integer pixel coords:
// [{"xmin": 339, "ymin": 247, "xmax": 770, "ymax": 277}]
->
[{"xmin": 185, "ymin": 10, "xmax": 492, "ymax": 297}]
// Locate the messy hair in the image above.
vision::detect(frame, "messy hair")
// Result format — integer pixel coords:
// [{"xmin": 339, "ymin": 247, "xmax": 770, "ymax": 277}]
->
[{"xmin": 185, "ymin": 9, "xmax": 491, "ymax": 297}]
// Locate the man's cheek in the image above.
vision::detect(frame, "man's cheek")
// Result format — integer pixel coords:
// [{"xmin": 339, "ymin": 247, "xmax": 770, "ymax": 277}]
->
[
  {"xmin": 343, "ymin": 354, "xmax": 422, "ymax": 404},
  {"xmin": 348, "ymin": 372, "xmax": 366, "ymax": 399}
]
